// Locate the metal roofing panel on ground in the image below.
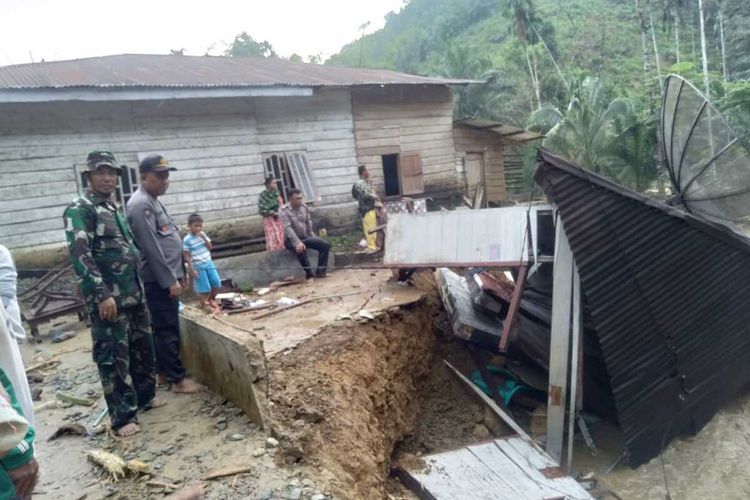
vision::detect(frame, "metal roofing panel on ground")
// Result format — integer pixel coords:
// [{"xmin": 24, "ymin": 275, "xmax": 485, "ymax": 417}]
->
[
  {"xmin": 534, "ymin": 148, "xmax": 750, "ymax": 467},
  {"xmin": 384, "ymin": 206, "xmax": 544, "ymax": 266},
  {"xmin": 0, "ymin": 54, "xmax": 476, "ymax": 90}
]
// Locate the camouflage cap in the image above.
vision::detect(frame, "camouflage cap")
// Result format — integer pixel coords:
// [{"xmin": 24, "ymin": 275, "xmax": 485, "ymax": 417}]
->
[
  {"xmin": 138, "ymin": 154, "xmax": 177, "ymax": 174},
  {"xmin": 85, "ymin": 151, "xmax": 122, "ymax": 173}
]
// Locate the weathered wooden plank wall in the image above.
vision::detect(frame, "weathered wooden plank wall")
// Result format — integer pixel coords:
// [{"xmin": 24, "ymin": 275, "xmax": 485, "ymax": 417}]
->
[
  {"xmin": 351, "ymin": 85, "xmax": 458, "ymax": 198},
  {"xmin": 452, "ymin": 126, "xmax": 507, "ymax": 204},
  {"xmin": 0, "ymin": 89, "xmax": 359, "ymax": 250},
  {"xmin": 503, "ymin": 144, "xmax": 526, "ymax": 194}
]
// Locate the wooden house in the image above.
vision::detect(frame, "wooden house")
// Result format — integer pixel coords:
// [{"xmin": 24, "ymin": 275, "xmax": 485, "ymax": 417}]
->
[{"xmin": 0, "ymin": 54, "xmax": 537, "ymax": 260}]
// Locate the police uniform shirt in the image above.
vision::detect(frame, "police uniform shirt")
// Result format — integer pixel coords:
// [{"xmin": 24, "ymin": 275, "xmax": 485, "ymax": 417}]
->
[{"xmin": 126, "ymin": 187, "xmax": 184, "ymax": 289}]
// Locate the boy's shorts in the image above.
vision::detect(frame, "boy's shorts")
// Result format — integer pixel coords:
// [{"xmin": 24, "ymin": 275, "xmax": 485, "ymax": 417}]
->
[{"xmin": 194, "ymin": 262, "xmax": 221, "ymax": 294}]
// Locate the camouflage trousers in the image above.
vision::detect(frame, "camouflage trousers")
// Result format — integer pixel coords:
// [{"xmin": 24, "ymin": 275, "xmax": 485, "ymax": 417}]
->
[{"xmin": 89, "ymin": 302, "xmax": 157, "ymax": 430}]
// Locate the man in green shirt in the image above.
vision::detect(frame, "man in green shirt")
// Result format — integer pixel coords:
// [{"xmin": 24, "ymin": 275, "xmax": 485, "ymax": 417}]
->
[{"xmin": 63, "ymin": 151, "xmax": 162, "ymax": 437}]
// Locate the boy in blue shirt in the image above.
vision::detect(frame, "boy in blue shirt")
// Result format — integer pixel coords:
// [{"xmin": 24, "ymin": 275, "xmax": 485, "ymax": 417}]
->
[{"xmin": 182, "ymin": 214, "xmax": 222, "ymax": 313}]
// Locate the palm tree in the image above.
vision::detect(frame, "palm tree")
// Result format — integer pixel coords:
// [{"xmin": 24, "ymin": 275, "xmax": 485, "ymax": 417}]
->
[
  {"xmin": 439, "ymin": 43, "xmax": 508, "ymax": 119},
  {"xmin": 606, "ymin": 113, "xmax": 660, "ymax": 192},
  {"xmin": 528, "ymin": 77, "xmax": 635, "ymax": 175},
  {"xmin": 502, "ymin": 0, "xmax": 567, "ymax": 108},
  {"xmin": 661, "ymin": 0, "xmax": 689, "ymax": 65}
]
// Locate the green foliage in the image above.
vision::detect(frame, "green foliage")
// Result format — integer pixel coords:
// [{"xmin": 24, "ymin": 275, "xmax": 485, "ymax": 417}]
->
[
  {"xmin": 606, "ymin": 112, "xmax": 660, "ymax": 192},
  {"xmin": 718, "ymin": 80, "xmax": 750, "ymax": 141},
  {"xmin": 436, "ymin": 42, "xmax": 511, "ymax": 119},
  {"xmin": 226, "ymin": 32, "xmax": 277, "ymax": 58},
  {"xmin": 529, "ymin": 77, "xmax": 634, "ymax": 173},
  {"xmin": 723, "ymin": 0, "xmax": 750, "ymax": 79},
  {"xmin": 326, "ymin": 0, "xmax": 750, "ymax": 192}
]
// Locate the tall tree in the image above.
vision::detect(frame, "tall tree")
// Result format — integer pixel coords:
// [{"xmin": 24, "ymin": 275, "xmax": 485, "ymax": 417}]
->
[
  {"xmin": 661, "ymin": 0, "xmax": 689, "ymax": 65},
  {"xmin": 635, "ymin": 0, "xmax": 651, "ymax": 74},
  {"xmin": 723, "ymin": 0, "xmax": 750, "ymax": 79},
  {"xmin": 226, "ymin": 33, "xmax": 277, "ymax": 58},
  {"xmin": 439, "ymin": 43, "xmax": 508, "ymax": 120},
  {"xmin": 716, "ymin": 6, "xmax": 727, "ymax": 84},
  {"xmin": 528, "ymin": 77, "xmax": 634, "ymax": 175},
  {"xmin": 649, "ymin": 13, "xmax": 663, "ymax": 90},
  {"xmin": 697, "ymin": 0, "xmax": 711, "ymax": 97},
  {"xmin": 503, "ymin": 0, "xmax": 542, "ymax": 109}
]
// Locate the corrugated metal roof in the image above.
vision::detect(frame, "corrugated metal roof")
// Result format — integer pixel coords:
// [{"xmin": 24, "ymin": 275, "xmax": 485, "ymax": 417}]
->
[
  {"xmin": 534, "ymin": 148, "xmax": 750, "ymax": 466},
  {"xmin": 0, "ymin": 54, "xmax": 476, "ymax": 90},
  {"xmin": 455, "ymin": 118, "xmax": 544, "ymax": 143}
]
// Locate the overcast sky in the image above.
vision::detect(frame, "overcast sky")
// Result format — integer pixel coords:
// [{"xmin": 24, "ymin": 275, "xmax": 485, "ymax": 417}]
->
[{"xmin": 0, "ymin": 0, "xmax": 405, "ymax": 66}]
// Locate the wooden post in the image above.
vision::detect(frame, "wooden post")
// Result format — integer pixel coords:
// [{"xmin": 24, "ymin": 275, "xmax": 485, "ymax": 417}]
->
[
  {"xmin": 546, "ymin": 218, "xmax": 574, "ymax": 464},
  {"xmin": 498, "ymin": 264, "xmax": 528, "ymax": 352},
  {"xmin": 566, "ymin": 262, "xmax": 582, "ymax": 470}
]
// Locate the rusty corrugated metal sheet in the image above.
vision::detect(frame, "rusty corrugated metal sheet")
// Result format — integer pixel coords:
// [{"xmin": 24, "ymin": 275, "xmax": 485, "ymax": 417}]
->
[
  {"xmin": 0, "ymin": 54, "xmax": 475, "ymax": 89},
  {"xmin": 454, "ymin": 118, "xmax": 544, "ymax": 143},
  {"xmin": 534, "ymin": 148, "xmax": 750, "ymax": 466}
]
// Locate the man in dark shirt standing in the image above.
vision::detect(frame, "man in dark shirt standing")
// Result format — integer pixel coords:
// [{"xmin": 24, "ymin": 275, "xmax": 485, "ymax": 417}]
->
[
  {"xmin": 280, "ymin": 189, "xmax": 331, "ymax": 281},
  {"xmin": 63, "ymin": 151, "xmax": 161, "ymax": 437},
  {"xmin": 127, "ymin": 154, "xmax": 202, "ymax": 393}
]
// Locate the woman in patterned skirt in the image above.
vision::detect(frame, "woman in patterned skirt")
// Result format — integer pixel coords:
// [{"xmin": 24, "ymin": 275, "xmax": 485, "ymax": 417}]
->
[{"xmin": 258, "ymin": 176, "xmax": 285, "ymax": 252}]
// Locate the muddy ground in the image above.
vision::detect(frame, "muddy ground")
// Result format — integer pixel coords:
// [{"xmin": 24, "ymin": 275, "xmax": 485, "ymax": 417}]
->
[
  {"xmin": 22, "ymin": 319, "xmax": 328, "ymax": 500},
  {"xmin": 18, "ymin": 267, "xmax": 750, "ymax": 500}
]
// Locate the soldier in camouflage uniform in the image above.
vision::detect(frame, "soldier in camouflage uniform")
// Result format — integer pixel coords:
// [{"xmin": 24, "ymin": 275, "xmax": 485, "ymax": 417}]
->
[{"xmin": 63, "ymin": 151, "xmax": 161, "ymax": 437}]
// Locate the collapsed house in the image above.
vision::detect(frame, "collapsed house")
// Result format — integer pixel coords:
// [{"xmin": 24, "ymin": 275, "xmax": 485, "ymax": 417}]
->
[{"xmin": 385, "ymin": 74, "xmax": 750, "ymax": 469}]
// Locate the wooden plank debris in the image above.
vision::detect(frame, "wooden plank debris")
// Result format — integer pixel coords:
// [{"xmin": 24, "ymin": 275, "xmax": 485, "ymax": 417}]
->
[
  {"xmin": 202, "ymin": 465, "xmax": 253, "ymax": 481},
  {"xmin": 499, "ymin": 264, "xmax": 528, "ymax": 352},
  {"xmin": 443, "ymin": 360, "xmax": 530, "ymax": 441},
  {"xmin": 398, "ymin": 436, "xmax": 593, "ymax": 500}
]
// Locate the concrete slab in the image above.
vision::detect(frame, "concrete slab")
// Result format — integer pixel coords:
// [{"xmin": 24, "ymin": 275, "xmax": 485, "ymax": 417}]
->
[
  {"xmin": 179, "ymin": 310, "xmax": 270, "ymax": 426},
  {"xmin": 179, "ymin": 269, "xmax": 425, "ymax": 427},
  {"xmin": 214, "ymin": 248, "xmax": 334, "ymax": 288},
  {"xmin": 222, "ymin": 269, "xmax": 425, "ymax": 357}
]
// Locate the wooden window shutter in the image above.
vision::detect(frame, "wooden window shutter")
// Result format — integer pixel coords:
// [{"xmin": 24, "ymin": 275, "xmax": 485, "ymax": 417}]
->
[
  {"xmin": 399, "ymin": 153, "xmax": 424, "ymax": 195},
  {"xmin": 287, "ymin": 152, "xmax": 320, "ymax": 202}
]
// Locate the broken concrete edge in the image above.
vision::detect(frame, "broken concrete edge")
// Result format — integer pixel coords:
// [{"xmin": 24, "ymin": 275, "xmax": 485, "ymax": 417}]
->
[{"xmin": 179, "ymin": 309, "xmax": 271, "ymax": 428}]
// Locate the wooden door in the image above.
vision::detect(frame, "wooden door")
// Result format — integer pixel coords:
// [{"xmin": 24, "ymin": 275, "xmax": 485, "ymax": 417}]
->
[
  {"xmin": 465, "ymin": 152, "xmax": 485, "ymax": 199},
  {"xmin": 399, "ymin": 153, "xmax": 424, "ymax": 195}
]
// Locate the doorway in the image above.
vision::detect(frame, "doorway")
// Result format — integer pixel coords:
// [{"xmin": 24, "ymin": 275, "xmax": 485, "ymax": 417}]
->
[
  {"xmin": 464, "ymin": 152, "xmax": 485, "ymax": 199},
  {"xmin": 382, "ymin": 154, "xmax": 400, "ymax": 196}
]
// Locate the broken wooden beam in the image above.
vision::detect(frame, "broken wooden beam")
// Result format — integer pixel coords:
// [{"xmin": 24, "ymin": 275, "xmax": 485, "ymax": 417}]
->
[
  {"xmin": 202, "ymin": 465, "xmax": 253, "ymax": 481},
  {"xmin": 443, "ymin": 360, "xmax": 531, "ymax": 441},
  {"xmin": 498, "ymin": 264, "xmax": 528, "ymax": 352}
]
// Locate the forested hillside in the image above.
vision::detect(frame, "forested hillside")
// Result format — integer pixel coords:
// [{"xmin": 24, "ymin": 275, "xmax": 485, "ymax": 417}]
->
[{"xmin": 328, "ymin": 0, "xmax": 750, "ymax": 191}]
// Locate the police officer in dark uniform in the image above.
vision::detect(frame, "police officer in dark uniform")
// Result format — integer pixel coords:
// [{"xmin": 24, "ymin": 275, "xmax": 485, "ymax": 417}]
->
[
  {"xmin": 126, "ymin": 154, "xmax": 203, "ymax": 393},
  {"xmin": 63, "ymin": 151, "xmax": 161, "ymax": 437}
]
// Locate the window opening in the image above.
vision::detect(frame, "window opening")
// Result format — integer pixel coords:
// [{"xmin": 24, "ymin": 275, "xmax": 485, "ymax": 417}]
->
[{"xmin": 263, "ymin": 151, "xmax": 319, "ymax": 203}]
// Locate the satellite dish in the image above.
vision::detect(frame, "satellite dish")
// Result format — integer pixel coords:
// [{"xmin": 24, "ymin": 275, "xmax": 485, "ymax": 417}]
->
[{"xmin": 661, "ymin": 74, "xmax": 750, "ymax": 225}]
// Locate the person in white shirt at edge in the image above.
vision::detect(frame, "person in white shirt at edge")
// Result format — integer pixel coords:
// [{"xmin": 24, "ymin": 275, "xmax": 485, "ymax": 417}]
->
[{"xmin": 0, "ymin": 245, "xmax": 35, "ymax": 426}]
